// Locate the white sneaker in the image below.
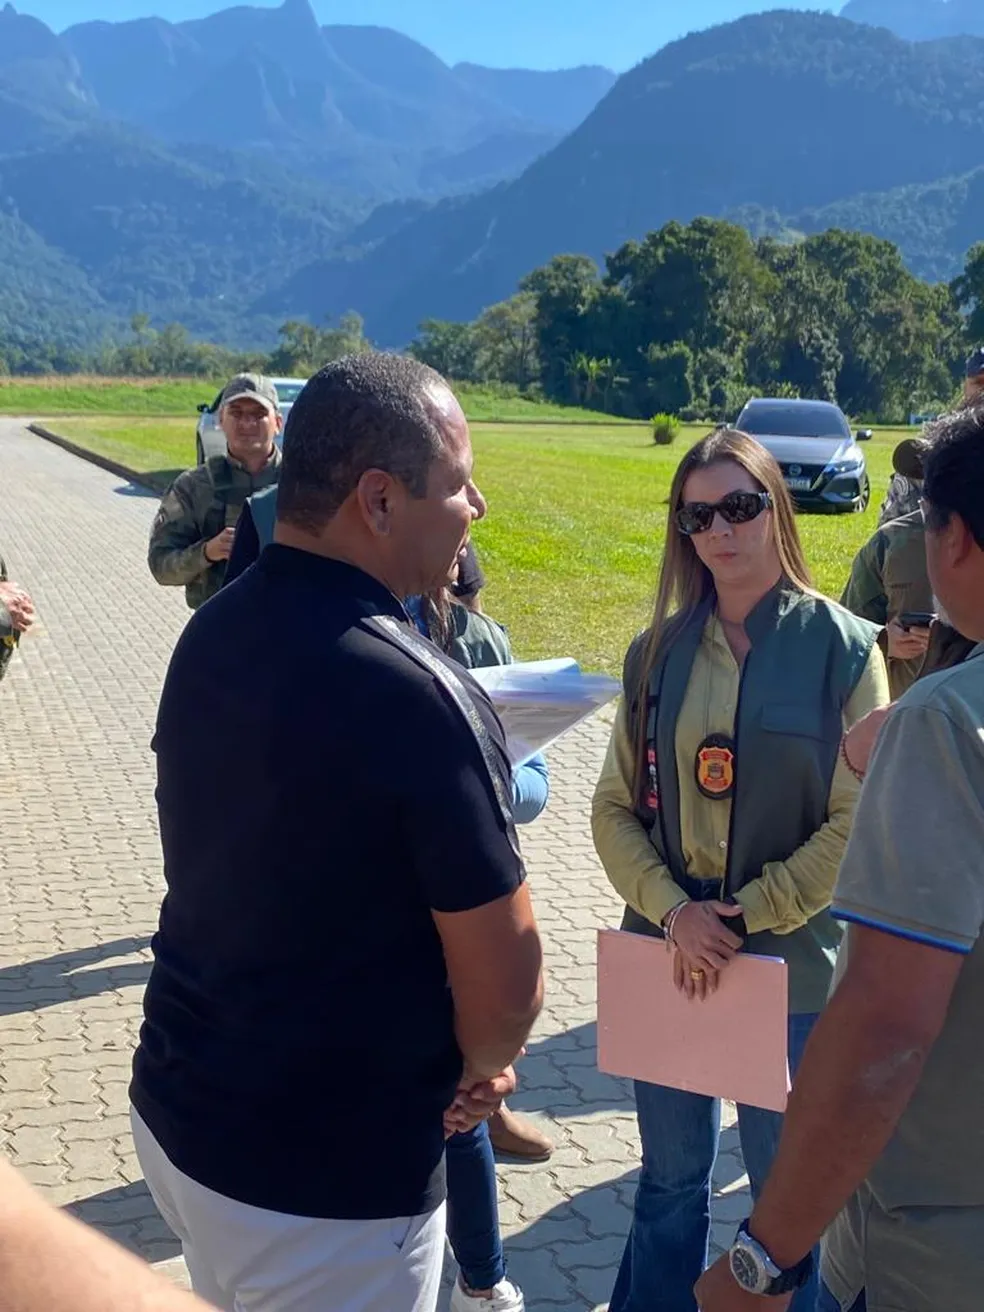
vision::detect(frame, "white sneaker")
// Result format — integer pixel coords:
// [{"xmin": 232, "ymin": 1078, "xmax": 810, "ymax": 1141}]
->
[{"xmin": 449, "ymin": 1276, "xmax": 525, "ymax": 1312}]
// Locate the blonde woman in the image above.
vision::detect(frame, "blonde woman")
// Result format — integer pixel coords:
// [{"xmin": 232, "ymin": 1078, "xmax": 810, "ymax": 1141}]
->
[{"xmin": 592, "ymin": 429, "xmax": 889, "ymax": 1312}]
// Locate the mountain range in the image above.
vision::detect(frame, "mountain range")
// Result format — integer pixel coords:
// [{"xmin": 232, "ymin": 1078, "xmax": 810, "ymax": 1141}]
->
[
  {"xmin": 840, "ymin": 0, "xmax": 984, "ymax": 39},
  {"xmin": 2, "ymin": 1, "xmax": 615, "ymax": 194},
  {"xmin": 1, "ymin": 2, "xmax": 983, "ymax": 354},
  {"xmin": 0, "ymin": 0, "xmax": 616, "ymax": 348},
  {"xmin": 265, "ymin": 11, "xmax": 984, "ymax": 344}
]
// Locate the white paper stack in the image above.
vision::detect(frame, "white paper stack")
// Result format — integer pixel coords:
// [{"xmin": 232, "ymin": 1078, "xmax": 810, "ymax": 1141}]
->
[{"xmin": 470, "ymin": 659, "xmax": 621, "ymax": 766}]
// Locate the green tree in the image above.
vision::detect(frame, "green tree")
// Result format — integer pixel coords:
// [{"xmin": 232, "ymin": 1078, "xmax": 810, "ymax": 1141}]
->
[
  {"xmin": 605, "ymin": 219, "xmax": 770, "ymax": 360},
  {"xmin": 521, "ymin": 255, "xmax": 600, "ymax": 402},
  {"xmin": 639, "ymin": 342, "xmax": 695, "ymax": 415},
  {"xmin": 752, "ymin": 231, "xmax": 960, "ymax": 420},
  {"xmin": 473, "ymin": 293, "xmax": 538, "ymax": 389},
  {"xmin": 407, "ymin": 319, "xmax": 479, "ymax": 381},
  {"xmin": 564, "ymin": 352, "xmax": 611, "ymax": 406},
  {"xmin": 130, "ymin": 313, "xmax": 151, "ymax": 343},
  {"xmin": 953, "ymin": 243, "xmax": 984, "ymax": 344},
  {"xmin": 268, "ymin": 313, "xmax": 369, "ymax": 376}
]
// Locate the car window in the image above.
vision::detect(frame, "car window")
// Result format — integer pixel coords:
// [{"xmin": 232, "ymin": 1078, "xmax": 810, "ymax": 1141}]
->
[
  {"xmin": 738, "ymin": 404, "xmax": 850, "ymax": 439},
  {"xmin": 275, "ymin": 383, "xmax": 305, "ymax": 405}
]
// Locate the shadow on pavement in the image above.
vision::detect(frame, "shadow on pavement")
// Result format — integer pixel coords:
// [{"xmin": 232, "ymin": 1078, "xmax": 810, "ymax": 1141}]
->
[
  {"xmin": 67, "ymin": 1178, "xmax": 181, "ymax": 1264},
  {"xmin": 514, "ymin": 1021, "xmax": 635, "ymax": 1118},
  {"xmin": 0, "ymin": 935, "xmax": 153, "ymax": 1016},
  {"xmin": 113, "ymin": 473, "xmax": 177, "ymax": 498},
  {"xmin": 510, "ymin": 1019, "xmax": 749, "ymax": 1195},
  {"xmin": 498, "ymin": 1144, "xmax": 746, "ymax": 1311}
]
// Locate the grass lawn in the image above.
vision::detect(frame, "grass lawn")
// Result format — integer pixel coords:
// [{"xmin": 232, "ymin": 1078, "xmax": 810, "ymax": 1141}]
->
[
  {"xmin": 1, "ymin": 377, "xmax": 224, "ymax": 417},
  {"xmin": 39, "ymin": 415, "xmax": 198, "ymax": 490},
  {"xmin": 471, "ymin": 423, "xmax": 904, "ymax": 673},
  {"xmin": 35, "ymin": 414, "xmax": 908, "ymax": 674},
  {"xmin": 1, "ymin": 376, "xmax": 624, "ymax": 424}
]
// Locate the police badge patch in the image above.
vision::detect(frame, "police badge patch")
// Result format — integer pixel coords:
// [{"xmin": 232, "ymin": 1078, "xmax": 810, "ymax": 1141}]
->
[{"xmin": 695, "ymin": 733, "xmax": 735, "ymax": 800}]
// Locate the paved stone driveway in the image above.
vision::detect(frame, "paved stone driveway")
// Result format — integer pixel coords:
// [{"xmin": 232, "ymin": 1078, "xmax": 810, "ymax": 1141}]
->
[{"xmin": 0, "ymin": 419, "xmax": 748, "ymax": 1309}]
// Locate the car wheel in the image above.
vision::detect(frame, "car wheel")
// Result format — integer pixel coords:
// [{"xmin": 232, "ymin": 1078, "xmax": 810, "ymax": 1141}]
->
[{"xmin": 856, "ymin": 475, "xmax": 871, "ymax": 513}]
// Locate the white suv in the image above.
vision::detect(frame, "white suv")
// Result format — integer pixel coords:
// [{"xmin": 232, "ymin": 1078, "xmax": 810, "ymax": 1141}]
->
[{"xmin": 195, "ymin": 377, "xmax": 308, "ymax": 463}]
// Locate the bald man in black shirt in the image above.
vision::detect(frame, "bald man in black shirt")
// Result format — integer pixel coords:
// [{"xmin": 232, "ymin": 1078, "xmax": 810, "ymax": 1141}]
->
[{"xmin": 131, "ymin": 354, "xmax": 543, "ymax": 1312}]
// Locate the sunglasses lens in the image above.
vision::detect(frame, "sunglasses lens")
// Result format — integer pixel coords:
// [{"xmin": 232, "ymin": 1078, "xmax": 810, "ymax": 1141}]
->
[
  {"xmin": 720, "ymin": 492, "xmax": 764, "ymax": 524},
  {"xmin": 677, "ymin": 492, "xmax": 768, "ymax": 534},
  {"xmin": 676, "ymin": 504, "xmax": 712, "ymax": 536}
]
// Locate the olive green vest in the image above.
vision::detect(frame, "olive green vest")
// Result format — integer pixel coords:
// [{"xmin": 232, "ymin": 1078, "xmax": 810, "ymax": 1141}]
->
[
  {"xmin": 446, "ymin": 606, "xmax": 512, "ymax": 669},
  {"xmin": 624, "ymin": 586, "xmax": 878, "ymax": 1013}
]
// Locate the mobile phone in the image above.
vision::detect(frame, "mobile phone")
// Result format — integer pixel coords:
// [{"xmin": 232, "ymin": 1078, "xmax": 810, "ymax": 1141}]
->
[{"xmin": 898, "ymin": 611, "xmax": 936, "ymax": 632}]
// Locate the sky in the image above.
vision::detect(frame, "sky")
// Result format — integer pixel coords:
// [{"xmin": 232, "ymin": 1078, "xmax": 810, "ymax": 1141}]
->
[{"xmin": 19, "ymin": 0, "xmax": 837, "ymax": 70}]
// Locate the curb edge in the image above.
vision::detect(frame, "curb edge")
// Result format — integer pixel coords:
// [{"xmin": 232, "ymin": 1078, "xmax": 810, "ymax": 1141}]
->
[{"xmin": 27, "ymin": 423, "xmax": 169, "ymax": 492}]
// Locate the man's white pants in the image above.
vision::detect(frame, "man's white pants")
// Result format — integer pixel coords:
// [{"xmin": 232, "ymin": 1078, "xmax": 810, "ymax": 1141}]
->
[{"xmin": 131, "ymin": 1109, "xmax": 446, "ymax": 1312}]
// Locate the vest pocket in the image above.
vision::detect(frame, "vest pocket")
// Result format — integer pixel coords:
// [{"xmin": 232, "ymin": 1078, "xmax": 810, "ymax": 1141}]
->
[{"xmin": 760, "ymin": 704, "xmax": 825, "ymax": 740}]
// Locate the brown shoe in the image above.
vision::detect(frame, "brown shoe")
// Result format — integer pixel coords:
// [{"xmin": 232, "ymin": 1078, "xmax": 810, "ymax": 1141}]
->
[{"xmin": 488, "ymin": 1104, "xmax": 554, "ymax": 1161}]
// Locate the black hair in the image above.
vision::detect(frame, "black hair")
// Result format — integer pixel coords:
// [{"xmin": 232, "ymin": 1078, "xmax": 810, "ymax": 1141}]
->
[
  {"xmin": 277, "ymin": 352, "xmax": 449, "ymax": 532},
  {"xmin": 923, "ymin": 405, "xmax": 984, "ymax": 549}
]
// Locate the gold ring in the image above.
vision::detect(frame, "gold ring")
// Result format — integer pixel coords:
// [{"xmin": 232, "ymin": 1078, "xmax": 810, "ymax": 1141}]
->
[{"xmin": 691, "ymin": 970, "xmax": 705, "ymax": 981}]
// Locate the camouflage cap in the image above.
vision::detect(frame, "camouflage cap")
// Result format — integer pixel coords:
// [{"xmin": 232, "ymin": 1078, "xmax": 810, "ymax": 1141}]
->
[
  {"xmin": 219, "ymin": 373, "xmax": 279, "ymax": 413},
  {"xmin": 966, "ymin": 346, "xmax": 984, "ymax": 379},
  {"xmin": 892, "ymin": 436, "xmax": 930, "ymax": 481}
]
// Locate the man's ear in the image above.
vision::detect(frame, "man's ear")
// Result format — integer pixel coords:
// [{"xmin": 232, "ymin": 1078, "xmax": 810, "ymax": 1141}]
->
[{"xmin": 356, "ymin": 469, "xmax": 399, "ymax": 537}]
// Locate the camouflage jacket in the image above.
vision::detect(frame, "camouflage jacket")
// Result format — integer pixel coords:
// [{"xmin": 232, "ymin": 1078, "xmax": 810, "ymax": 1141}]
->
[
  {"xmin": 878, "ymin": 474, "xmax": 922, "ymax": 527},
  {"xmin": 921, "ymin": 621, "xmax": 978, "ymax": 679},
  {"xmin": 148, "ymin": 450, "xmax": 282, "ymax": 610},
  {"xmin": 841, "ymin": 509, "xmax": 932, "ymax": 700},
  {"xmin": 0, "ymin": 553, "xmax": 17, "ymax": 684}
]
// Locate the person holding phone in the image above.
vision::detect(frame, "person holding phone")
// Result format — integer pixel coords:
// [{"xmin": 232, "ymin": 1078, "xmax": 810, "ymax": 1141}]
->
[
  {"xmin": 841, "ymin": 500, "xmax": 934, "ymax": 700},
  {"xmin": 592, "ymin": 428, "xmax": 889, "ymax": 1312}
]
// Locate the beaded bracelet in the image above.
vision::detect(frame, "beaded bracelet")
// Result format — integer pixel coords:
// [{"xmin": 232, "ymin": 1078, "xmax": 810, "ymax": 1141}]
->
[{"xmin": 840, "ymin": 735, "xmax": 865, "ymax": 783}]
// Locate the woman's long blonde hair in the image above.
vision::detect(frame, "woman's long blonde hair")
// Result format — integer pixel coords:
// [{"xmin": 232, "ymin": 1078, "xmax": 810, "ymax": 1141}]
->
[{"xmin": 631, "ymin": 427, "xmax": 813, "ymax": 801}]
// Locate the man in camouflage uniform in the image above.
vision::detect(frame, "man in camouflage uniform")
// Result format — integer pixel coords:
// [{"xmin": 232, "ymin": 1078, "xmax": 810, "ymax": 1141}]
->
[
  {"xmin": 148, "ymin": 374, "xmax": 282, "ymax": 610},
  {"xmin": 841, "ymin": 507, "xmax": 933, "ymax": 699},
  {"xmin": 0, "ymin": 555, "xmax": 36, "ymax": 683}
]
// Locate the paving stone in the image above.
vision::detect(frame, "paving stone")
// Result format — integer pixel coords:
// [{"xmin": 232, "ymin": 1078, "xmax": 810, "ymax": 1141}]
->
[
  {"xmin": 550, "ymin": 1234, "xmax": 626, "ymax": 1270},
  {"xmin": 570, "ymin": 1184, "xmax": 635, "ymax": 1238},
  {"xmin": 0, "ymin": 1061, "xmax": 49, "ymax": 1094},
  {"xmin": 8, "ymin": 1124, "xmax": 65, "ymax": 1167}
]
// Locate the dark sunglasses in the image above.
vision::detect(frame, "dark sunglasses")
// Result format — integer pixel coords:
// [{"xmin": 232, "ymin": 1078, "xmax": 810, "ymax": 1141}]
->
[{"xmin": 676, "ymin": 490, "xmax": 772, "ymax": 537}]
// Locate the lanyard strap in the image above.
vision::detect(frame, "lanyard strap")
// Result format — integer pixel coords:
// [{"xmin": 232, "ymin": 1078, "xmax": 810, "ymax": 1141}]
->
[{"xmin": 364, "ymin": 615, "xmax": 516, "ymax": 838}]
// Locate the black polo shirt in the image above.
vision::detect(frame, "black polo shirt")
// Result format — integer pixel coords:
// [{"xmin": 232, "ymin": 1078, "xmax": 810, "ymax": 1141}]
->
[{"xmin": 131, "ymin": 545, "xmax": 525, "ymax": 1220}]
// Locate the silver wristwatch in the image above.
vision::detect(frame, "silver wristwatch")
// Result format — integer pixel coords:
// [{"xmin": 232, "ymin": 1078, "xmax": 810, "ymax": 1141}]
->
[{"xmin": 729, "ymin": 1223, "xmax": 812, "ymax": 1297}]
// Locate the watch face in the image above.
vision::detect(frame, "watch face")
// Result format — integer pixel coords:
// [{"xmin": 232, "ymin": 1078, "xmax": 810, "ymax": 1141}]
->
[{"xmin": 730, "ymin": 1243, "xmax": 767, "ymax": 1295}]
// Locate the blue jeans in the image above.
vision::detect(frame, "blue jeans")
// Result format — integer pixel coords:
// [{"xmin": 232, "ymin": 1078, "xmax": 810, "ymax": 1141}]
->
[
  {"xmin": 446, "ymin": 1121, "xmax": 505, "ymax": 1290},
  {"xmin": 819, "ymin": 1286, "xmax": 866, "ymax": 1312},
  {"xmin": 610, "ymin": 1011, "xmax": 820, "ymax": 1312}
]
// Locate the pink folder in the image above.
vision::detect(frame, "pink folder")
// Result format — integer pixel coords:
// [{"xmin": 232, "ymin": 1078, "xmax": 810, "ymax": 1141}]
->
[{"xmin": 597, "ymin": 928, "xmax": 790, "ymax": 1113}]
